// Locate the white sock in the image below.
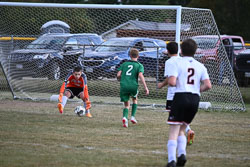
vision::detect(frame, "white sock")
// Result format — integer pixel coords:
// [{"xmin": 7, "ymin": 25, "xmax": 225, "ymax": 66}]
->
[
  {"xmin": 185, "ymin": 125, "xmax": 191, "ymax": 134},
  {"xmin": 62, "ymin": 96, "xmax": 68, "ymax": 108},
  {"xmin": 167, "ymin": 140, "xmax": 177, "ymax": 162},
  {"xmin": 177, "ymin": 135, "xmax": 187, "ymax": 157}
]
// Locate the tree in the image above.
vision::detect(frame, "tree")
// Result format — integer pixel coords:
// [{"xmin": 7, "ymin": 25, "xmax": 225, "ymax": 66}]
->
[{"xmin": 188, "ymin": 0, "xmax": 250, "ymax": 40}]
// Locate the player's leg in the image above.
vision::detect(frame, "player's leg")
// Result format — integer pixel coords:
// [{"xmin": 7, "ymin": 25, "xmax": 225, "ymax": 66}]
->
[
  {"xmin": 176, "ymin": 124, "xmax": 187, "ymax": 166},
  {"xmin": 166, "ymin": 93, "xmax": 186, "ymax": 167},
  {"xmin": 58, "ymin": 90, "xmax": 71, "ymax": 114},
  {"xmin": 120, "ymin": 90, "xmax": 130, "ymax": 128},
  {"xmin": 167, "ymin": 124, "xmax": 180, "ymax": 167},
  {"xmin": 186, "ymin": 125, "xmax": 195, "ymax": 145},
  {"xmin": 122, "ymin": 101, "xmax": 130, "ymax": 128},
  {"xmin": 79, "ymin": 92, "xmax": 92, "ymax": 118},
  {"xmin": 131, "ymin": 97, "xmax": 138, "ymax": 124},
  {"xmin": 185, "ymin": 93, "xmax": 200, "ymax": 146}
]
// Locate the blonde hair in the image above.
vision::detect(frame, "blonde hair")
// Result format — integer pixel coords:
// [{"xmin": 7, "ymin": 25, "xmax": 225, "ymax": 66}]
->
[{"xmin": 129, "ymin": 48, "xmax": 139, "ymax": 58}]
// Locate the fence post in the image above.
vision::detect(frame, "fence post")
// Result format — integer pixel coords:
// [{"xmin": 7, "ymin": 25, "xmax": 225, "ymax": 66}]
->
[{"xmin": 0, "ymin": 61, "xmax": 15, "ymax": 99}]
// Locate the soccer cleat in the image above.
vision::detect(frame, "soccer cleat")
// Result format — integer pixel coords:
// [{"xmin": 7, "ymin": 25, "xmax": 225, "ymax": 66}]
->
[
  {"xmin": 166, "ymin": 160, "xmax": 176, "ymax": 167},
  {"xmin": 85, "ymin": 112, "xmax": 92, "ymax": 118},
  {"xmin": 187, "ymin": 130, "xmax": 195, "ymax": 145},
  {"xmin": 122, "ymin": 117, "xmax": 128, "ymax": 128},
  {"xmin": 176, "ymin": 154, "xmax": 187, "ymax": 166},
  {"xmin": 131, "ymin": 116, "xmax": 137, "ymax": 124},
  {"xmin": 57, "ymin": 103, "xmax": 63, "ymax": 114}
]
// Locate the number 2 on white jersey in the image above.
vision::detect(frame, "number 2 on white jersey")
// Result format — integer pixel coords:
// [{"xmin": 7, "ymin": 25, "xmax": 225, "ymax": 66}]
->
[
  {"xmin": 187, "ymin": 68, "xmax": 194, "ymax": 84},
  {"xmin": 126, "ymin": 65, "xmax": 133, "ymax": 76}
]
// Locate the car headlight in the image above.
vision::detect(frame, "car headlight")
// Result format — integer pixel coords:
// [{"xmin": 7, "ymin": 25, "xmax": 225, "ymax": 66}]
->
[
  {"xmin": 113, "ymin": 56, "xmax": 119, "ymax": 60},
  {"xmin": 110, "ymin": 65, "xmax": 116, "ymax": 71},
  {"xmin": 33, "ymin": 54, "xmax": 49, "ymax": 59},
  {"xmin": 106, "ymin": 55, "xmax": 119, "ymax": 61}
]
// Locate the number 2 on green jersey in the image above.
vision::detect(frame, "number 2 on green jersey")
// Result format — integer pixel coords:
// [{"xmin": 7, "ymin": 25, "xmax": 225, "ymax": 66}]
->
[{"xmin": 126, "ymin": 65, "xmax": 133, "ymax": 76}]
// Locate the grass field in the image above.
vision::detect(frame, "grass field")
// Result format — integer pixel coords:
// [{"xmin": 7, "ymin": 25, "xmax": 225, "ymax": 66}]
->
[{"xmin": 0, "ymin": 99, "xmax": 250, "ymax": 167}]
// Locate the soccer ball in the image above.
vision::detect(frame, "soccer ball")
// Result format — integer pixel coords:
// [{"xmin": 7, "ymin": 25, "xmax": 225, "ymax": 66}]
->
[{"xmin": 74, "ymin": 106, "xmax": 86, "ymax": 117}]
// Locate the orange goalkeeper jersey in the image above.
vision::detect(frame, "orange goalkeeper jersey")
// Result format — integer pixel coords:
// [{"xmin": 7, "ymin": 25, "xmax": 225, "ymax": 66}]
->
[{"xmin": 59, "ymin": 72, "xmax": 90, "ymax": 100}]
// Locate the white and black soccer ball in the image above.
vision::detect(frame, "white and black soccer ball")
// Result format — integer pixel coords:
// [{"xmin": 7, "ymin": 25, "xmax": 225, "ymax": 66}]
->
[{"xmin": 74, "ymin": 106, "xmax": 86, "ymax": 117}]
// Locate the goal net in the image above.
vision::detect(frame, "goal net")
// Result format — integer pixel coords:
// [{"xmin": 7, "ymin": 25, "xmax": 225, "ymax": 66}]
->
[{"xmin": 0, "ymin": 2, "xmax": 245, "ymax": 111}]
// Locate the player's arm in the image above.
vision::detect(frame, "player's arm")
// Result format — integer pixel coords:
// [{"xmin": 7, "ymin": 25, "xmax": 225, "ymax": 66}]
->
[
  {"xmin": 81, "ymin": 73, "xmax": 91, "ymax": 109},
  {"xmin": 157, "ymin": 77, "xmax": 168, "ymax": 89},
  {"xmin": 138, "ymin": 72, "xmax": 149, "ymax": 95},
  {"xmin": 161, "ymin": 62, "xmax": 177, "ymax": 87},
  {"xmin": 158, "ymin": 60, "xmax": 170, "ymax": 88},
  {"xmin": 200, "ymin": 79, "xmax": 212, "ymax": 92},
  {"xmin": 168, "ymin": 76, "xmax": 177, "ymax": 87},
  {"xmin": 58, "ymin": 72, "xmax": 71, "ymax": 103},
  {"xmin": 117, "ymin": 70, "xmax": 122, "ymax": 81},
  {"xmin": 117, "ymin": 62, "xmax": 124, "ymax": 81},
  {"xmin": 200, "ymin": 66, "xmax": 212, "ymax": 92},
  {"xmin": 58, "ymin": 82, "xmax": 66, "ymax": 103},
  {"xmin": 84, "ymin": 85, "xmax": 91, "ymax": 110}
]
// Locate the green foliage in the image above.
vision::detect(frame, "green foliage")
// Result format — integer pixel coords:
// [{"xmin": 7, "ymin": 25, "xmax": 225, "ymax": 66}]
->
[
  {"xmin": 188, "ymin": 0, "xmax": 250, "ymax": 40},
  {"xmin": 2, "ymin": 0, "xmax": 250, "ymax": 40},
  {"xmin": 0, "ymin": 6, "xmax": 95, "ymax": 35}
]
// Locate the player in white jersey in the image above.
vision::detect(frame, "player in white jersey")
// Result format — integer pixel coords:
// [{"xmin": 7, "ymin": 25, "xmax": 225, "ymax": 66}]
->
[
  {"xmin": 158, "ymin": 42, "xmax": 195, "ymax": 146},
  {"xmin": 165, "ymin": 39, "xmax": 212, "ymax": 167}
]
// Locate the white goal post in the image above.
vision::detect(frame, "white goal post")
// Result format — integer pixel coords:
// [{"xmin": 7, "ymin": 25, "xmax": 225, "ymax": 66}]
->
[{"xmin": 0, "ymin": 2, "xmax": 246, "ymax": 111}]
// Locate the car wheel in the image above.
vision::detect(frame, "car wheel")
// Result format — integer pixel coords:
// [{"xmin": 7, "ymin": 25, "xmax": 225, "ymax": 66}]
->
[{"xmin": 48, "ymin": 62, "xmax": 61, "ymax": 80}]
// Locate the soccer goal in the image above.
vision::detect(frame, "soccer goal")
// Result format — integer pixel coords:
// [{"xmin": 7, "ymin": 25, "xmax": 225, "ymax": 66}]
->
[{"xmin": 0, "ymin": 2, "xmax": 246, "ymax": 111}]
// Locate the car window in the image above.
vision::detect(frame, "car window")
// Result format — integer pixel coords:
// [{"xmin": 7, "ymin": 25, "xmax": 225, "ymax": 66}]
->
[
  {"xmin": 222, "ymin": 39, "xmax": 230, "ymax": 46},
  {"xmin": 65, "ymin": 38, "xmax": 79, "ymax": 49},
  {"xmin": 134, "ymin": 41, "xmax": 144, "ymax": 52},
  {"xmin": 90, "ymin": 36, "xmax": 103, "ymax": 45},
  {"xmin": 143, "ymin": 41, "xmax": 157, "ymax": 51},
  {"xmin": 232, "ymin": 38, "xmax": 243, "ymax": 50},
  {"xmin": 233, "ymin": 42, "xmax": 243, "ymax": 50},
  {"xmin": 77, "ymin": 38, "xmax": 92, "ymax": 45},
  {"xmin": 95, "ymin": 40, "xmax": 132, "ymax": 52},
  {"xmin": 157, "ymin": 40, "xmax": 167, "ymax": 49},
  {"xmin": 192, "ymin": 37, "xmax": 218, "ymax": 49},
  {"xmin": 26, "ymin": 36, "xmax": 66, "ymax": 50}
]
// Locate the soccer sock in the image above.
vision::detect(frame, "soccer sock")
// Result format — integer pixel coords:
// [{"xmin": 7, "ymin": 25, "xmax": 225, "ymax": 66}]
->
[
  {"xmin": 83, "ymin": 102, "xmax": 89, "ymax": 113},
  {"xmin": 185, "ymin": 125, "xmax": 191, "ymax": 134},
  {"xmin": 131, "ymin": 103, "xmax": 137, "ymax": 117},
  {"xmin": 177, "ymin": 135, "xmax": 187, "ymax": 157},
  {"xmin": 61, "ymin": 96, "xmax": 68, "ymax": 108},
  {"xmin": 167, "ymin": 140, "xmax": 177, "ymax": 162},
  {"xmin": 123, "ymin": 108, "xmax": 129, "ymax": 119}
]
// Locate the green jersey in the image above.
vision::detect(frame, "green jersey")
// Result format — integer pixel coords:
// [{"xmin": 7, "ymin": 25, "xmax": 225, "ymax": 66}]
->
[{"xmin": 118, "ymin": 60, "xmax": 144, "ymax": 90}]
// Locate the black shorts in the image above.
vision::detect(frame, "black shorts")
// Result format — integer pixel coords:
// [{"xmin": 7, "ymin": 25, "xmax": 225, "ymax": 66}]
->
[
  {"xmin": 167, "ymin": 92, "xmax": 200, "ymax": 125},
  {"xmin": 166, "ymin": 100, "xmax": 173, "ymax": 111},
  {"xmin": 65, "ymin": 87, "xmax": 83, "ymax": 99}
]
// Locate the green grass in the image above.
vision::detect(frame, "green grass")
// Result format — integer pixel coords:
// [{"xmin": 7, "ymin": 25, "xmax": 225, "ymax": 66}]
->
[
  {"xmin": 0, "ymin": 100, "xmax": 250, "ymax": 167},
  {"xmin": 240, "ymin": 87, "xmax": 250, "ymax": 104}
]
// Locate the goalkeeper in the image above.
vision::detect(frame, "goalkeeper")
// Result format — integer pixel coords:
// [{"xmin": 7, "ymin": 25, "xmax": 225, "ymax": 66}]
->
[
  {"xmin": 57, "ymin": 66, "xmax": 92, "ymax": 118},
  {"xmin": 117, "ymin": 48, "xmax": 149, "ymax": 128}
]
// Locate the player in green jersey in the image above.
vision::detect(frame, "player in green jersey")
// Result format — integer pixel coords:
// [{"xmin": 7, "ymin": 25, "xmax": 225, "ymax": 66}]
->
[{"xmin": 117, "ymin": 48, "xmax": 149, "ymax": 128}]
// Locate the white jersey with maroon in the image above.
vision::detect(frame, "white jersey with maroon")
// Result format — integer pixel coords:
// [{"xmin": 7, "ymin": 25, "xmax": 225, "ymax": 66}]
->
[
  {"xmin": 166, "ymin": 56, "xmax": 209, "ymax": 96},
  {"xmin": 164, "ymin": 55, "xmax": 181, "ymax": 100}
]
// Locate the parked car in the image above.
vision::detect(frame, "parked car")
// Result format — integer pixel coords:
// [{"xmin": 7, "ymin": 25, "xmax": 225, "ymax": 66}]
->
[
  {"xmin": 192, "ymin": 35, "xmax": 250, "ymax": 86},
  {"xmin": 192, "ymin": 35, "xmax": 246, "ymax": 62},
  {"xmin": 78, "ymin": 37, "xmax": 167, "ymax": 80},
  {"xmin": 9, "ymin": 33, "xmax": 103, "ymax": 80}
]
